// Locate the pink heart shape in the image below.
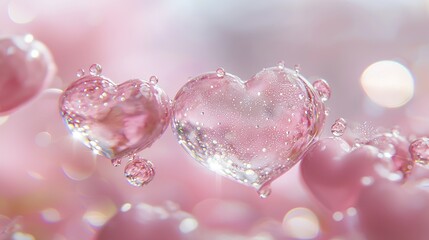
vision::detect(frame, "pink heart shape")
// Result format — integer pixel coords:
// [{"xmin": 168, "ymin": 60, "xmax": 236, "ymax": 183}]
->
[
  {"xmin": 357, "ymin": 180, "xmax": 429, "ymax": 240},
  {"xmin": 300, "ymin": 137, "xmax": 387, "ymax": 211},
  {"xmin": 59, "ymin": 75, "xmax": 171, "ymax": 160},
  {"xmin": 172, "ymin": 66, "xmax": 326, "ymax": 193}
]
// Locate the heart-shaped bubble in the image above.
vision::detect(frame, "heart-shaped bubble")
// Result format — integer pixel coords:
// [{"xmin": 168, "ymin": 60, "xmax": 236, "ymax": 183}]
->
[
  {"xmin": 171, "ymin": 66, "xmax": 326, "ymax": 196},
  {"xmin": 0, "ymin": 35, "xmax": 56, "ymax": 114},
  {"xmin": 59, "ymin": 72, "xmax": 171, "ymax": 160},
  {"xmin": 301, "ymin": 137, "xmax": 389, "ymax": 211}
]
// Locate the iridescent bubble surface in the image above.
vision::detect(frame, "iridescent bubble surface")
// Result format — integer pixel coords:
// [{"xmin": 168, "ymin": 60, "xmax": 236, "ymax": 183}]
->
[
  {"xmin": 0, "ymin": 35, "xmax": 56, "ymax": 114},
  {"xmin": 365, "ymin": 131, "xmax": 414, "ymax": 178},
  {"xmin": 59, "ymin": 69, "xmax": 171, "ymax": 159},
  {"xmin": 171, "ymin": 66, "xmax": 326, "ymax": 192},
  {"xmin": 124, "ymin": 156, "xmax": 155, "ymax": 187}
]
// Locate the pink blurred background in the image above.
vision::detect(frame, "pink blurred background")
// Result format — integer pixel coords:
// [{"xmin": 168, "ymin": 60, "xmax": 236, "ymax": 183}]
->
[{"xmin": 1, "ymin": 0, "xmax": 429, "ymax": 239}]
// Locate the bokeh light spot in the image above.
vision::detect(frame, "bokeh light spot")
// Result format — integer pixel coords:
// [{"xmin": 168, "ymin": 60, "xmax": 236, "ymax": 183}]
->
[
  {"xmin": 361, "ymin": 60, "xmax": 414, "ymax": 108},
  {"xmin": 282, "ymin": 207, "xmax": 320, "ymax": 239},
  {"xmin": 8, "ymin": 0, "xmax": 38, "ymax": 24},
  {"xmin": 0, "ymin": 116, "xmax": 9, "ymax": 126},
  {"xmin": 41, "ymin": 208, "xmax": 61, "ymax": 223}
]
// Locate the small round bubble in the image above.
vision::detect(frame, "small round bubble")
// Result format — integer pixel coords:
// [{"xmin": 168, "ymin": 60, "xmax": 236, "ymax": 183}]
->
[
  {"xmin": 89, "ymin": 64, "xmax": 102, "ymax": 76},
  {"xmin": 331, "ymin": 118, "xmax": 347, "ymax": 137},
  {"xmin": 313, "ymin": 79, "xmax": 331, "ymax": 102},
  {"xmin": 216, "ymin": 68, "xmax": 225, "ymax": 78}
]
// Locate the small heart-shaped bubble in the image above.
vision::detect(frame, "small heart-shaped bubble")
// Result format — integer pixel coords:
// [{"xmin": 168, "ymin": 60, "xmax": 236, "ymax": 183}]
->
[{"xmin": 59, "ymin": 74, "xmax": 171, "ymax": 160}]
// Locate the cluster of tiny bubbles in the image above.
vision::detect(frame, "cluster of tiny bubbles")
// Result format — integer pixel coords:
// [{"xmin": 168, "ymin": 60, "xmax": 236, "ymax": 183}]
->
[
  {"xmin": 124, "ymin": 155, "xmax": 155, "ymax": 187},
  {"xmin": 331, "ymin": 118, "xmax": 347, "ymax": 137},
  {"xmin": 409, "ymin": 137, "xmax": 429, "ymax": 166}
]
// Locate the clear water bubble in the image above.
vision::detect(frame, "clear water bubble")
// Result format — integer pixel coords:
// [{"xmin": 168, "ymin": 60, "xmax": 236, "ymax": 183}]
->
[
  {"xmin": 278, "ymin": 61, "xmax": 285, "ymax": 69},
  {"xmin": 312, "ymin": 79, "xmax": 331, "ymax": 102},
  {"xmin": 76, "ymin": 69, "xmax": 85, "ymax": 78},
  {"xmin": 171, "ymin": 66, "xmax": 326, "ymax": 194},
  {"xmin": 89, "ymin": 64, "xmax": 102, "ymax": 76},
  {"xmin": 149, "ymin": 76, "xmax": 159, "ymax": 85},
  {"xmin": 216, "ymin": 68, "xmax": 225, "ymax": 78},
  {"xmin": 111, "ymin": 158, "xmax": 122, "ymax": 167},
  {"xmin": 331, "ymin": 118, "xmax": 347, "ymax": 137},
  {"xmin": 124, "ymin": 156, "xmax": 155, "ymax": 187},
  {"xmin": 410, "ymin": 137, "xmax": 429, "ymax": 166}
]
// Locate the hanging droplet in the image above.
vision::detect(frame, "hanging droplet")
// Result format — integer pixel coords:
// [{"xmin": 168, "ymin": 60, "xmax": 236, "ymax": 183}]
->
[
  {"xmin": 331, "ymin": 118, "xmax": 347, "ymax": 137},
  {"xmin": 216, "ymin": 67, "xmax": 225, "ymax": 78},
  {"xmin": 124, "ymin": 157, "xmax": 155, "ymax": 187},
  {"xmin": 258, "ymin": 184, "xmax": 272, "ymax": 199},
  {"xmin": 313, "ymin": 79, "xmax": 331, "ymax": 102},
  {"xmin": 89, "ymin": 64, "xmax": 102, "ymax": 76},
  {"xmin": 149, "ymin": 76, "xmax": 159, "ymax": 85},
  {"xmin": 76, "ymin": 69, "xmax": 85, "ymax": 78},
  {"xmin": 294, "ymin": 64, "xmax": 301, "ymax": 74},
  {"xmin": 111, "ymin": 158, "xmax": 122, "ymax": 167},
  {"xmin": 277, "ymin": 60, "xmax": 285, "ymax": 69},
  {"xmin": 409, "ymin": 137, "xmax": 429, "ymax": 165}
]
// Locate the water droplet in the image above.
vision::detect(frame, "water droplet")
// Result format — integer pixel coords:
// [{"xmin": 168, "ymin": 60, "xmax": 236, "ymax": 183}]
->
[
  {"xmin": 331, "ymin": 118, "xmax": 347, "ymax": 137},
  {"xmin": 89, "ymin": 64, "xmax": 102, "ymax": 76},
  {"xmin": 294, "ymin": 64, "xmax": 300, "ymax": 74},
  {"xmin": 76, "ymin": 69, "xmax": 85, "ymax": 78},
  {"xmin": 313, "ymin": 79, "xmax": 331, "ymax": 102},
  {"xmin": 149, "ymin": 76, "xmax": 159, "ymax": 84},
  {"xmin": 124, "ymin": 157, "xmax": 155, "ymax": 187},
  {"xmin": 277, "ymin": 61, "xmax": 285, "ymax": 69},
  {"xmin": 201, "ymin": 111, "xmax": 205, "ymax": 115},
  {"xmin": 258, "ymin": 185, "xmax": 272, "ymax": 199},
  {"xmin": 111, "ymin": 158, "xmax": 121, "ymax": 167},
  {"xmin": 410, "ymin": 137, "xmax": 429, "ymax": 165},
  {"xmin": 216, "ymin": 68, "xmax": 225, "ymax": 78}
]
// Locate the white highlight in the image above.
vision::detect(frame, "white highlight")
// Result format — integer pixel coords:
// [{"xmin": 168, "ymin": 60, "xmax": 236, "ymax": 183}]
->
[{"xmin": 361, "ymin": 60, "xmax": 414, "ymax": 108}]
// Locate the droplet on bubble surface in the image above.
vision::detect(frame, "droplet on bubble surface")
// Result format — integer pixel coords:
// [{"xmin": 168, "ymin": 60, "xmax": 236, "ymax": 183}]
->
[
  {"xmin": 313, "ymin": 79, "xmax": 331, "ymax": 102},
  {"xmin": 216, "ymin": 67, "xmax": 225, "ymax": 78},
  {"xmin": 258, "ymin": 185, "xmax": 272, "ymax": 199},
  {"xmin": 331, "ymin": 118, "xmax": 347, "ymax": 137},
  {"xmin": 89, "ymin": 64, "xmax": 102, "ymax": 76},
  {"xmin": 76, "ymin": 69, "xmax": 85, "ymax": 77},
  {"xmin": 124, "ymin": 157, "xmax": 155, "ymax": 187},
  {"xmin": 410, "ymin": 137, "xmax": 429, "ymax": 166},
  {"xmin": 277, "ymin": 61, "xmax": 285, "ymax": 69},
  {"xmin": 294, "ymin": 64, "xmax": 300, "ymax": 74},
  {"xmin": 149, "ymin": 76, "xmax": 159, "ymax": 85}
]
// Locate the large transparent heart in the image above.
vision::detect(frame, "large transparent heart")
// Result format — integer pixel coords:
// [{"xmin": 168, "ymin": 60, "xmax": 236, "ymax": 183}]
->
[
  {"xmin": 59, "ymin": 75, "xmax": 171, "ymax": 160},
  {"xmin": 172, "ymin": 66, "xmax": 326, "ymax": 196}
]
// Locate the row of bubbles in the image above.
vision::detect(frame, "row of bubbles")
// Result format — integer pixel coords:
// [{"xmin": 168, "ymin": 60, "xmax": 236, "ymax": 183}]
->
[{"xmin": 61, "ymin": 62, "xmax": 331, "ymax": 194}]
